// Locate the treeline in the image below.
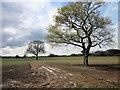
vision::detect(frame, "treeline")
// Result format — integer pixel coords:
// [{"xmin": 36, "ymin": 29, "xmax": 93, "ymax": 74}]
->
[
  {"xmin": 91, "ymin": 49, "xmax": 120, "ymax": 56},
  {"xmin": 1, "ymin": 55, "xmax": 27, "ymax": 58},
  {"xmin": 48, "ymin": 53, "xmax": 82, "ymax": 57},
  {"xmin": 48, "ymin": 49, "xmax": 120, "ymax": 57},
  {"xmin": 1, "ymin": 49, "xmax": 120, "ymax": 58}
]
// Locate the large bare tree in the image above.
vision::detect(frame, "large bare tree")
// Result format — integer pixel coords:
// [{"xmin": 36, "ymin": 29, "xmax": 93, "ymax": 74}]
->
[
  {"xmin": 46, "ymin": 2, "xmax": 114, "ymax": 66},
  {"xmin": 26, "ymin": 40, "xmax": 45, "ymax": 60}
]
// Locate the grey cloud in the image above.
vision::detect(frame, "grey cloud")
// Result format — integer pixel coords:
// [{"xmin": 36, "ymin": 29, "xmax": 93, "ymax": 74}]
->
[
  {"xmin": 2, "ymin": 27, "xmax": 47, "ymax": 48},
  {"xmin": 2, "ymin": 2, "xmax": 48, "ymax": 48},
  {"xmin": 2, "ymin": 32, "xmax": 12, "ymax": 42},
  {"xmin": 2, "ymin": 49, "xmax": 10, "ymax": 55},
  {"xmin": 25, "ymin": 29, "xmax": 47, "ymax": 41},
  {"xmin": 2, "ymin": 2, "xmax": 23, "ymax": 28},
  {"xmin": 2, "ymin": 33, "xmax": 26, "ymax": 48}
]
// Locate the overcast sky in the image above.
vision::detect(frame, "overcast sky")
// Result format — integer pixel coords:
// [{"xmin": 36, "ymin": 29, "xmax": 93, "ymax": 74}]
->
[{"xmin": 1, "ymin": 0, "xmax": 119, "ymax": 56}]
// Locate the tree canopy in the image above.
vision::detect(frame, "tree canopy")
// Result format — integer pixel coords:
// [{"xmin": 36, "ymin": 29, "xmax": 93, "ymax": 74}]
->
[
  {"xmin": 26, "ymin": 40, "xmax": 45, "ymax": 60},
  {"xmin": 46, "ymin": 2, "xmax": 114, "ymax": 66}
]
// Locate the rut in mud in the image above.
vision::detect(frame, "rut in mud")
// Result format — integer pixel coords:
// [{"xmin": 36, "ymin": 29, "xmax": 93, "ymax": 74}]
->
[
  {"xmin": 2, "ymin": 61, "xmax": 119, "ymax": 88},
  {"xmin": 2, "ymin": 61, "xmax": 76, "ymax": 88}
]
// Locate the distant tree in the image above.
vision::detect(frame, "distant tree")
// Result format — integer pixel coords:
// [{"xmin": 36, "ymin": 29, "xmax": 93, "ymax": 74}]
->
[
  {"xmin": 46, "ymin": 2, "xmax": 114, "ymax": 66},
  {"xmin": 70, "ymin": 53, "xmax": 81, "ymax": 56},
  {"xmin": 15, "ymin": 55, "xmax": 20, "ymax": 58},
  {"xmin": 94, "ymin": 49, "xmax": 120, "ymax": 56},
  {"xmin": 105, "ymin": 49, "xmax": 120, "ymax": 56},
  {"xmin": 48, "ymin": 53, "xmax": 58, "ymax": 57},
  {"xmin": 23, "ymin": 54, "xmax": 27, "ymax": 58},
  {"xmin": 26, "ymin": 40, "xmax": 45, "ymax": 60},
  {"xmin": 94, "ymin": 51, "xmax": 105, "ymax": 56}
]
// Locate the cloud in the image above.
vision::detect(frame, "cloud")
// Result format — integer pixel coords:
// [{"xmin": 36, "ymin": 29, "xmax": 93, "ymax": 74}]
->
[
  {"xmin": 2, "ymin": 2, "xmax": 60, "ymax": 49},
  {"xmin": 2, "ymin": 2, "xmax": 23, "ymax": 28},
  {"xmin": 113, "ymin": 23, "xmax": 118, "ymax": 48},
  {"xmin": 1, "ymin": 2, "xmax": 119, "ymax": 56},
  {"xmin": 44, "ymin": 43, "xmax": 82, "ymax": 55},
  {"xmin": 1, "ymin": 2, "xmax": 65, "ymax": 56},
  {"xmin": 1, "ymin": 43, "xmax": 82, "ymax": 56},
  {"xmin": 1, "ymin": 46, "xmax": 27, "ymax": 56}
]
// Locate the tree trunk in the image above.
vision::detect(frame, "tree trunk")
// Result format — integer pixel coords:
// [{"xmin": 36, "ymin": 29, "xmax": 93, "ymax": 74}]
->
[
  {"xmin": 36, "ymin": 55, "xmax": 38, "ymax": 60},
  {"xmin": 83, "ymin": 52, "xmax": 89, "ymax": 66}
]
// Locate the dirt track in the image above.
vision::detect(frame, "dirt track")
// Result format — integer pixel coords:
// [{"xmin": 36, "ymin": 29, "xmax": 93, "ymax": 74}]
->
[
  {"xmin": 2, "ymin": 61, "xmax": 120, "ymax": 88},
  {"xmin": 2, "ymin": 61, "xmax": 77, "ymax": 88}
]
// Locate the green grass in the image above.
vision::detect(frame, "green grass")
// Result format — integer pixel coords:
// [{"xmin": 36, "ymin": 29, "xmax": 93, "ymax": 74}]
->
[
  {"xmin": 2, "ymin": 56, "xmax": 118, "ymax": 67},
  {"xmin": 36, "ymin": 56, "xmax": 119, "ymax": 72},
  {"xmin": 2, "ymin": 58, "xmax": 27, "ymax": 67},
  {"xmin": 39, "ymin": 56, "xmax": 118, "ymax": 64}
]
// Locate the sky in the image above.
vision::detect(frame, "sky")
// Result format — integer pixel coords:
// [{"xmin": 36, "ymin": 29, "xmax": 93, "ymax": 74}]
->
[{"xmin": 0, "ymin": 0, "xmax": 119, "ymax": 56}]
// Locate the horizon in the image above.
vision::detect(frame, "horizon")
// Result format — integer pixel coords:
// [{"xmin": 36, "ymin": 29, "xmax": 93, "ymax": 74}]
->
[{"xmin": 1, "ymin": 48, "xmax": 120, "ymax": 57}]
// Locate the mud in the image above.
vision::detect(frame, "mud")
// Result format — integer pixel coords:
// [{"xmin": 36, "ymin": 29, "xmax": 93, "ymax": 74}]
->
[{"xmin": 2, "ymin": 61, "xmax": 119, "ymax": 88}]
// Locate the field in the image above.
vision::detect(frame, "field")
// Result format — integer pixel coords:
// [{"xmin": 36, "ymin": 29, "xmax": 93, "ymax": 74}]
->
[{"xmin": 2, "ymin": 56, "xmax": 119, "ymax": 89}]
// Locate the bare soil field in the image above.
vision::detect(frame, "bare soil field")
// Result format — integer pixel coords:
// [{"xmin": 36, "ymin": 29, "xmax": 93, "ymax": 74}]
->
[{"xmin": 2, "ymin": 59, "xmax": 120, "ymax": 89}]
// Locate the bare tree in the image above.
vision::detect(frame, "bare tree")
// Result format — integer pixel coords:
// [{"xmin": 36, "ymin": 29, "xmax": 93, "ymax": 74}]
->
[
  {"xmin": 46, "ymin": 2, "xmax": 114, "ymax": 66},
  {"xmin": 26, "ymin": 40, "xmax": 45, "ymax": 60}
]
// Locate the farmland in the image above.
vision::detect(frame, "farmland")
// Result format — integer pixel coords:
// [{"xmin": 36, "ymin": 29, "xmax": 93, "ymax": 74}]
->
[{"xmin": 2, "ymin": 56, "xmax": 119, "ymax": 88}]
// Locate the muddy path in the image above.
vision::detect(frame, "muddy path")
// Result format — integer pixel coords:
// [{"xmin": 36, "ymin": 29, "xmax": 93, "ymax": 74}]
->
[
  {"xmin": 27, "ymin": 61, "xmax": 76, "ymax": 88},
  {"xmin": 2, "ymin": 61, "xmax": 119, "ymax": 88},
  {"xmin": 2, "ymin": 61, "xmax": 76, "ymax": 88}
]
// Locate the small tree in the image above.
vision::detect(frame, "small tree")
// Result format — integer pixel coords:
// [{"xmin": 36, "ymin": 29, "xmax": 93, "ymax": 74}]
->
[
  {"xmin": 15, "ymin": 55, "xmax": 20, "ymax": 58},
  {"xmin": 46, "ymin": 2, "xmax": 114, "ymax": 66},
  {"xmin": 26, "ymin": 40, "xmax": 45, "ymax": 60}
]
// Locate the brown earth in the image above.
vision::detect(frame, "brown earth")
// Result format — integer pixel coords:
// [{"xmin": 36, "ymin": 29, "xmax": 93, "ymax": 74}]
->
[{"xmin": 2, "ymin": 61, "xmax": 120, "ymax": 89}]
